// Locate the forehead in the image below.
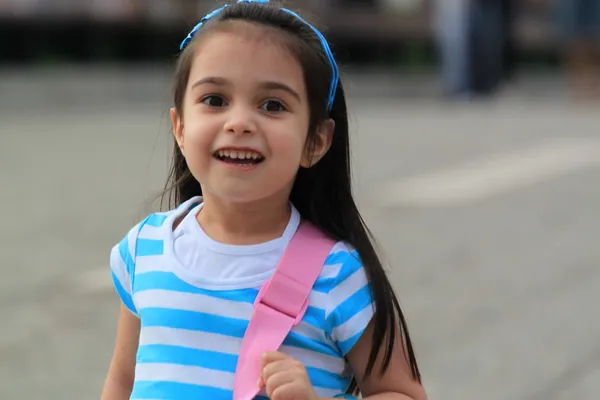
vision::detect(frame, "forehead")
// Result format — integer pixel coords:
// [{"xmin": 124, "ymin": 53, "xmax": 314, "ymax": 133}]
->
[{"xmin": 189, "ymin": 22, "xmax": 305, "ymax": 91}]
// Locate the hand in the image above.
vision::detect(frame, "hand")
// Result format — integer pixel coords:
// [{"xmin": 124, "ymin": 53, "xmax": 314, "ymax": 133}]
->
[{"xmin": 259, "ymin": 351, "xmax": 319, "ymax": 400}]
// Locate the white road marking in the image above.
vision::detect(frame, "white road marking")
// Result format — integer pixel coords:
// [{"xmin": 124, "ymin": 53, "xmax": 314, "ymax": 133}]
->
[{"xmin": 378, "ymin": 138, "xmax": 600, "ymax": 207}]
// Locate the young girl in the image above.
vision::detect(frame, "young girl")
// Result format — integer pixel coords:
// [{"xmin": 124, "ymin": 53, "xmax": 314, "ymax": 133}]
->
[{"xmin": 101, "ymin": 1, "xmax": 426, "ymax": 399}]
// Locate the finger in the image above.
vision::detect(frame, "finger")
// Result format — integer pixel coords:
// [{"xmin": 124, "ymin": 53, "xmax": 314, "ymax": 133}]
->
[
  {"xmin": 261, "ymin": 351, "xmax": 290, "ymax": 368},
  {"xmin": 262, "ymin": 359, "xmax": 294, "ymax": 381},
  {"xmin": 264, "ymin": 369, "xmax": 301, "ymax": 399},
  {"xmin": 270, "ymin": 380, "xmax": 307, "ymax": 400},
  {"xmin": 257, "ymin": 375, "xmax": 265, "ymax": 389}
]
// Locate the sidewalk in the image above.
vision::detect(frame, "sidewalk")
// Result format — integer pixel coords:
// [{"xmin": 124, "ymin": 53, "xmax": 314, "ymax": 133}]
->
[{"xmin": 0, "ymin": 65, "xmax": 569, "ymax": 114}]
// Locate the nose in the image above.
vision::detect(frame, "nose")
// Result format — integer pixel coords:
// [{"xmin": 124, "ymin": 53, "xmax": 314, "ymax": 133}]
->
[{"xmin": 222, "ymin": 104, "xmax": 257, "ymax": 135}]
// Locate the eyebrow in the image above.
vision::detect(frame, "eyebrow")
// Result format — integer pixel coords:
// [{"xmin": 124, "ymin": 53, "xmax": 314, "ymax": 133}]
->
[
  {"xmin": 191, "ymin": 76, "xmax": 229, "ymax": 89},
  {"xmin": 259, "ymin": 81, "xmax": 301, "ymax": 102},
  {"xmin": 191, "ymin": 77, "xmax": 301, "ymax": 102}
]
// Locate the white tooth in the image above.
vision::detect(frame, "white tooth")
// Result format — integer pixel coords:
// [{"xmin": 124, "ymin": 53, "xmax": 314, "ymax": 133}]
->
[
  {"xmin": 251, "ymin": 153, "xmax": 258, "ymax": 160},
  {"xmin": 224, "ymin": 150, "xmax": 231, "ymax": 158},
  {"xmin": 218, "ymin": 151, "xmax": 225, "ymax": 157},
  {"xmin": 245, "ymin": 152, "xmax": 252, "ymax": 159},
  {"xmin": 230, "ymin": 151, "xmax": 238, "ymax": 159}
]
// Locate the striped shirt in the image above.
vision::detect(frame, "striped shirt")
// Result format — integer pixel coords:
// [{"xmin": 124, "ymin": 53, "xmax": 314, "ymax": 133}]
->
[{"xmin": 110, "ymin": 197, "xmax": 374, "ymax": 399}]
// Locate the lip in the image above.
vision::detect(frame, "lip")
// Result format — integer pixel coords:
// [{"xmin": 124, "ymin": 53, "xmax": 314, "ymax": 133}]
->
[{"xmin": 217, "ymin": 160, "xmax": 262, "ymax": 172}]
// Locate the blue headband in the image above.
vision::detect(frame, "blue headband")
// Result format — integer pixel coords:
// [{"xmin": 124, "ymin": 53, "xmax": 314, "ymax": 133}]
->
[{"xmin": 180, "ymin": 0, "xmax": 339, "ymax": 112}]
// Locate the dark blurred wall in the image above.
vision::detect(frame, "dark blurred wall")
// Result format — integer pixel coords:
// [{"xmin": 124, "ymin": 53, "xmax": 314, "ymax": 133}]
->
[{"xmin": 0, "ymin": 0, "xmax": 559, "ymax": 67}]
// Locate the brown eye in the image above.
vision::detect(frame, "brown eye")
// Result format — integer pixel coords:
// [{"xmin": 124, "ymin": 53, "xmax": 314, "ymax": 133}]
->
[
  {"xmin": 202, "ymin": 96, "xmax": 226, "ymax": 107},
  {"xmin": 261, "ymin": 100, "xmax": 286, "ymax": 113}
]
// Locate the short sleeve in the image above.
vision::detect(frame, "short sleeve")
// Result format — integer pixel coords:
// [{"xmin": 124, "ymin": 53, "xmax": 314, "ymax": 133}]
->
[
  {"xmin": 325, "ymin": 246, "xmax": 375, "ymax": 355},
  {"xmin": 110, "ymin": 223, "xmax": 141, "ymax": 317}
]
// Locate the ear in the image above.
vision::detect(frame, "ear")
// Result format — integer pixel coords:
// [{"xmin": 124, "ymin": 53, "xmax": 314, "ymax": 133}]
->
[
  {"xmin": 170, "ymin": 108, "xmax": 185, "ymax": 154},
  {"xmin": 300, "ymin": 119, "xmax": 335, "ymax": 168}
]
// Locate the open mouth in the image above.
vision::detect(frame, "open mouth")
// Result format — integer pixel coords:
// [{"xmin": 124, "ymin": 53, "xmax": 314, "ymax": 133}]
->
[{"xmin": 212, "ymin": 149, "xmax": 265, "ymax": 166}]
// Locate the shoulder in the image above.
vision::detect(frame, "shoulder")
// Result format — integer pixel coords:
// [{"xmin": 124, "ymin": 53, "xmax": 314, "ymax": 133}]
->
[
  {"xmin": 114, "ymin": 210, "xmax": 174, "ymax": 248},
  {"xmin": 109, "ymin": 212, "xmax": 168, "ymax": 273},
  {"xmin": 323, "ymin": 241, "xmax": 363, "ymax": 279},
  {"xmin": 325, "ymin": 241, "xmax": 359, "ymax": 260},
  {"xmin": 111, "ymin": 197, "xmax": 201, "ymax": 265},
  {"xmin": 319, "ymin": 241, "xmax": 367, "ymax": 300}
]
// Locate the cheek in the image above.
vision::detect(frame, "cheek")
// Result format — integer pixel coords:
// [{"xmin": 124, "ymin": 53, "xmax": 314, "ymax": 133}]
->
[
  {"xmin": 268, "ymin": 119, "xmax": 309, "ymax": 160},
  {"xmin": 269, "ymin": 131, "xmax": 306, "ymax": 163},
  {"xmin": 181, "ymin": 126, "xmax": 213, "ymax": 181},
  {"xmin": 181, "ymin": 119, "xmax": 215, "ymax": 155}
]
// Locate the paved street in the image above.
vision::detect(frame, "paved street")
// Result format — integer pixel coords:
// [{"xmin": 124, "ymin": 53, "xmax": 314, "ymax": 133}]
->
[{"xmin": 1, "ymin": 68, "xmax": 599, "ymax": 400}]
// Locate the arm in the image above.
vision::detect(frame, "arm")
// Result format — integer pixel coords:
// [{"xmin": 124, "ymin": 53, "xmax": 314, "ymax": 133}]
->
[
  {"xmin": 330, "ymin": 319, "xmax": 427, "ymax": 400},
  {"xmin": 101, "ymin": 304, "xmax": 140, "ymax": 400},
  {"xmin": 320, "ymin": 247, "xmax": 426, "ymax": 400}
]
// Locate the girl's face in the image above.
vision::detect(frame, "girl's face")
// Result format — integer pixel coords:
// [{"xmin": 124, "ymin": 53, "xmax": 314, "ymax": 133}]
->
[{"xmin": 171, "ymin": 23, "xmax": 332, "ymax": 206}]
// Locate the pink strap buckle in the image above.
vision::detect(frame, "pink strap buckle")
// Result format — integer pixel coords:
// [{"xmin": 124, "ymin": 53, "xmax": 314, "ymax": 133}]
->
[{"xmin": 253, "ymin": 272, "xmax": 309, "ymax": 327}]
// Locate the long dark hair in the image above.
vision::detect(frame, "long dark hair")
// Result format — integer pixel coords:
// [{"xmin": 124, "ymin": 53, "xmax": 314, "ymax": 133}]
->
[{"xmin": 162, "ymin": 1, "xmax": 421, "ymax": 394}]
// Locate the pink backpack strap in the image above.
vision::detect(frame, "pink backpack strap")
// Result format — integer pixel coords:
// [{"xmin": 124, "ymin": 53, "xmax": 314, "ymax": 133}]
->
[{"xmin": 233, "ymin": 221, "xmax": 336, "ymax": 400}]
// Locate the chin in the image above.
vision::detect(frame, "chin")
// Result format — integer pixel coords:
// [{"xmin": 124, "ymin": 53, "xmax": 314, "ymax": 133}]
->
[
  {"xmin": 209, "ymin": 187, "xmax": 270, "ymax": 204},
  {"xmin": 209, "ymin": 183, "xmax": 292, "ymax": 206}
]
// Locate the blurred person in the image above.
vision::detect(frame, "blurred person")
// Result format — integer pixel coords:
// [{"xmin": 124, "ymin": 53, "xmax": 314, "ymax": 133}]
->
[
  {"xmin": 434, "ymin": 0, "xmax": 472, "ymax": 98},
  {"xmin": 555, "ymin": 0, "xmax": 600, "ymax": 99},
  {"xmin": 100, "ymin": 1, "xmax": 427, "ymax": 400},
  {"xmin": 436, "ymin": 0, "xmax": 514, "ymax": 99},
  {"xmin": 469, "ymin": 0, "xmax": 507, "ymax": 96},
  {"xmin": 501, "ymin": 0, "xmax": 518, "ymax": 82}
]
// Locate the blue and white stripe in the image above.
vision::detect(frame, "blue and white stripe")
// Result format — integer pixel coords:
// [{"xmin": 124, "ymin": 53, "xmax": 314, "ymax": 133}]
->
[{"xmin": 110, "ymin": 205, "xmax": 374, "ymax": 399}]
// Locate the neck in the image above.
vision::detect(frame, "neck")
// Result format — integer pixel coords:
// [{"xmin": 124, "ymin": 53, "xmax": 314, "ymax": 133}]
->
[{"xmin": 197, "ymin": 192, "xmax": 292, "ymax": 245}]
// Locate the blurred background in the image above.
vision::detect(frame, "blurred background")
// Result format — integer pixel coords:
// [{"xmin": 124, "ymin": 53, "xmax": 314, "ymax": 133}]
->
[{"xmin": 1, "ymin": 0, "xmax": 599, "ymax": 399}]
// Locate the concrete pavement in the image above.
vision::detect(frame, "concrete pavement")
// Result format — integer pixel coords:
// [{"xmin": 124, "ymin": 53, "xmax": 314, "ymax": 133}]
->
[{"xmin": 1, "ymin": 68, "xmax": 598, "ymax": 400}]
